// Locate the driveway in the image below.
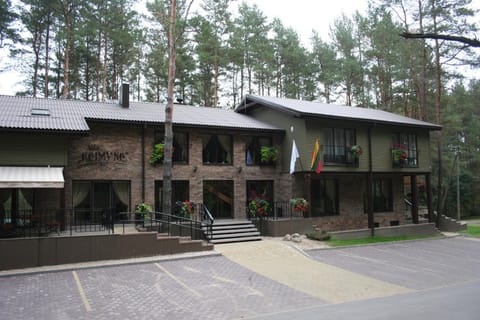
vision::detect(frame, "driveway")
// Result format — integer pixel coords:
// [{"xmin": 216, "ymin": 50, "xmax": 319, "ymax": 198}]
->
[{"xmin": 0, "ymin": 237, "xmax": 479, "ymax": 319}]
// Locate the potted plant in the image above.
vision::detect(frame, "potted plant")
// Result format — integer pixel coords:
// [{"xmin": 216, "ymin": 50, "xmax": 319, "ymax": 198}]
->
[
  {"xmin": 135, "ymin": 202, "xmax": 153, "ymax": 225},
  {"xmin": 290, "ymin": 197, "xmax": 309, "ymax": 212},
  {"xmin": 248, "ymin": 199, "xmax": 270, "ymax": 218},
  {"xmin": 179, "ymin": 201, "xmax": 194, "ymax": 218},
  {"xmin": 260, "ymin": 146, "xmax": 278, "ymax": 164},
  {"xmin": 392, "ymin": 143, "xmax": 407, "ymax": 164},
  {"xmin": 350, "ymin": 145, "xmax": 363, "ymax": 157},
  {"xmin": 149, "ymin": 143, "xmax": 164, "ymax": 164}
]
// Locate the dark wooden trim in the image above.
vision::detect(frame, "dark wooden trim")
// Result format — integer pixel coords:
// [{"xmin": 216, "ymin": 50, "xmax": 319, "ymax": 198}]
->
[{"xmin": 411, "ymin": 175, "xmax": 419, "ymax": 224}]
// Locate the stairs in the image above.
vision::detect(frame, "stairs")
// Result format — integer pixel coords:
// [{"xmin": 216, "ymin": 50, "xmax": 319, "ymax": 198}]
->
[
  {"xmin": 156, "ymin": 233, "xmax": 214, "ymax": 253},
  {"xmin": 204, "ymin": 220, "xmax": 262, "ymax": 244},
  {"xmin": 434, "ymin": 213, "xmax": 467, "ymax": 232}
]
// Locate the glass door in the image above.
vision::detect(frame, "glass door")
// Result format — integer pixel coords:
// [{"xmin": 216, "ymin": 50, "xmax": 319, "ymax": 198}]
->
[{"xmin": 203, "ymin": 180, "xmax": 233, "ymax": 219}]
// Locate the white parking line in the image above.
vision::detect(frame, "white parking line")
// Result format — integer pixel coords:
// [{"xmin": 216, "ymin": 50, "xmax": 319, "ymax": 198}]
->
[
  {"xmin": 72, "ymin": 271, "xmax": 92, "ymax": 312},
  {"xmin": 155, "ymin": 263, "xmax": 201, "ymax": 298}
]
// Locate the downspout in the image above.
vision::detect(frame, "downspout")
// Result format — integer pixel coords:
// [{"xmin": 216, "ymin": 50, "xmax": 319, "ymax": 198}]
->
[
  {"xmin": 141, "ymin": 125, "xmax": 146, "ymax": 202},
  {"xmin": 367, "ymin": 125, "xmax": 374, "ymax": 236}
]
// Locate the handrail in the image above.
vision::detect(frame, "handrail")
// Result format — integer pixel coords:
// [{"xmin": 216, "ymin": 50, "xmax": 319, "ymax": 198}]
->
[
  {"xmin": 202, "ymin": 205, "xmax": 214, "ymax": 224},
  {"xmin": 404, "ymin": 198, "xmax": 413, "ymax": 207},
  {"xmin": 201, "ymin": 205, "xmax": 214, "ymax": 241}
]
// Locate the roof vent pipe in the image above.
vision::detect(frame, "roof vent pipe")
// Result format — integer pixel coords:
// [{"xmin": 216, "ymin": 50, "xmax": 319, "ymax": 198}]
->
[{"xmin": 119, "ymin": 83, "xmax": 129, "ymax": 108}]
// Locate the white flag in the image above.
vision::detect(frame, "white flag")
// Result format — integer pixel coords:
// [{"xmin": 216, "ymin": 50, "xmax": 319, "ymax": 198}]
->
[{"xmin": 290, "ymin": 139, "xmax": 300, "ymax": 174}]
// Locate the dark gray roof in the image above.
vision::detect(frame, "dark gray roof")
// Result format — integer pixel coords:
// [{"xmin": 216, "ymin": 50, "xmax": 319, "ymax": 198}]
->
[
  {"xmin": 236, "ymin": 94, "xmax": 442, "ymax": 130},
  {"xmin": 0, "ymin": 95, "xmax": 283, "ymax": 133}
]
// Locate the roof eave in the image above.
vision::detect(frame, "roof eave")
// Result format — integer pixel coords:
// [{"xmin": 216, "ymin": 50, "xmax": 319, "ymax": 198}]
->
[
  {"xmin": 236, "ymin": 96, "xmax": 302, "ymax": 118},
  {"xmin": 302, "ymin": 113, "xmax": 442, "ymax": 130}
]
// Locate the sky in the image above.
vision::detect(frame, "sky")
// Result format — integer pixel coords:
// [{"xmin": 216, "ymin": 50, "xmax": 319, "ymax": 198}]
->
[
  {"xmin": 240, "ymin": 0, "xmax": 369, "ymax": 44},
  {"xmin": 0, "ymin": 0, "xmax": 370, "ymax": 96}
]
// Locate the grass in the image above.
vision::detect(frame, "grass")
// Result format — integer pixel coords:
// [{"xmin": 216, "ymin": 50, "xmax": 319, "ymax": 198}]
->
[
  {"xmin": 461, "ymin": 215, "xmax": 480, "ymax": 221},
  {"xmin": 326, "ymin": 235, "xmax": 434, "ymax": 247},
  {"xmin": 464, "ymin": 225, "xmax": 480, "ymax": 237}
]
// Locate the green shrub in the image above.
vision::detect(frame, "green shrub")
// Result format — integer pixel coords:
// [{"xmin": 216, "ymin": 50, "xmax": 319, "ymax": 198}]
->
[{"xmin": 306, "ymin": 230, "xmax": 331, "ymax": 241}]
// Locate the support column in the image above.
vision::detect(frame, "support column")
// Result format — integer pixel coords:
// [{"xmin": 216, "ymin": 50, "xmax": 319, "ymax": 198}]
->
[
  {"xmin": 411, "ymin": 175, "xmax": 419, "ymax": 224},
  {"xmin": 305, "ymin": 173, "xmax": 311, "ymax": 218},
  {"xmin": 367, "ymin": 173, "xmax": 374, "ymax": 234},
  {"xmin": 426, "ymin": 173, "xmax": 434, "ymax": 224},
  {"xmin": 367, "ymin": 126, "xmax": 374, "ymax": 236}
]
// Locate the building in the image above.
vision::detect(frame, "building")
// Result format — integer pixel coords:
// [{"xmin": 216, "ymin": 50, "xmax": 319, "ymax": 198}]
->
[
  {"xmin": 236, "ymin": 95, "xmax": 441, "ymax": 233},
  {"xmin": 0, "ymin": 90, "xmax": 441, "ymax": 237}
]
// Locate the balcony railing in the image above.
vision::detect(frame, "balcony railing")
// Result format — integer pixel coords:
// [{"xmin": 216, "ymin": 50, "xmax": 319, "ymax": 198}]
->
[
  {"xmin": 246, "ymin": 201, "xmax": 306, "ymax": 221},
  {"xmin": 391, "ymin": 148, "xmax": 418, "ymax": 168},
  {"xmin": 323, "ymin": 145, "xmax": 359, "ymax": 167}
]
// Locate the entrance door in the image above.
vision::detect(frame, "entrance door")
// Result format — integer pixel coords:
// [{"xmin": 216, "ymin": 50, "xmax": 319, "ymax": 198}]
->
[
  {"xmin": 72, "ymin": 180, "xmax": 130, "ymax": 223},
  {"xmin": 203, "ymin": 180, "xmax": 233, "ymax": 219},
  {"xmin": 155, "ymin": 180, "xmax": 190, "ymax": 212},
  {"xmin": 92, "ymin": 182, "xmax": 110, "ymax": 224},
  {"xmin": 0, "ymin": 189, "xmax": 33, "ymax": 229}
]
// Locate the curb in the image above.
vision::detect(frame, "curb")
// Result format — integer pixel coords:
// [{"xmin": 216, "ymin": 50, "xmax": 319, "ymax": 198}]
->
[{"xmin": 0, "ymin": 251, "xmax": 221, "ymax": 278}]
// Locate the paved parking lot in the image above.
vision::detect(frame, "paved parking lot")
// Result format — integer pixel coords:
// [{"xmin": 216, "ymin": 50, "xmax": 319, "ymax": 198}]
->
[
  {"xmin": 1, "ymin": 237, "xmax": 479, "ymax": 319},
  {"xmin": 308, "ymin": 237, "xmax": 480, "ymax": 290},
  {"xmin": 0, "ymin": 255, "xmax": 322, "ymax": 320}
]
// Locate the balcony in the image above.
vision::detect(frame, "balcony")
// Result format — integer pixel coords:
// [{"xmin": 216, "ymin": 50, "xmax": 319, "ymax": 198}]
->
[
  {"xmin": 323, "ymin": 145, "xmax": 359, "ymax": 167},
  {"xmin": 391, "ymin": 147, "xmax": 418, "ymax": 168}
]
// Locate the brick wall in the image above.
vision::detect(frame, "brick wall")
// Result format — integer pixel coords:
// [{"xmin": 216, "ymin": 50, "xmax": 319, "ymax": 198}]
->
[
  {"xmin": 63, "ymin": 122, "xmax": 407, "ymax": 227},
  {"xmin": 65, "ymin": 123, "xmax": 289, "ymax": 219}
]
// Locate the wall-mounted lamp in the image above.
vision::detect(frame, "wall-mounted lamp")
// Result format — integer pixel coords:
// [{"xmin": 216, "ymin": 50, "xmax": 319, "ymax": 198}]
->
[
  {"xmin": 237, "ymin": 167, "xmax": 242, "ymax": 173},
  {"xmin": 193, "ymin": 166, "xmax": 197, "ymax": 173}
]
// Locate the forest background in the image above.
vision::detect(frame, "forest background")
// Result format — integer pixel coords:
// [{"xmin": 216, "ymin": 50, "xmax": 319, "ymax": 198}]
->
[{"xmin": 1, "ymin": 0, "xmax": 480, "ymax": 218}]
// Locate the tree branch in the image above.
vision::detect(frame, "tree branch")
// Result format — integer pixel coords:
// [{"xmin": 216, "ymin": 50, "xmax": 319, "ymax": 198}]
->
[{"xmin": 400, "ymin": 32, "xmax": 480, "ymax": 48}]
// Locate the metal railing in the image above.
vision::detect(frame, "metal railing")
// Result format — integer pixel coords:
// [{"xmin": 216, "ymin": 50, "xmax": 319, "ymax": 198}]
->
[
  {"xmin": 0, "ymin": 204, "xmax": 215, "ymax": 241},
  {"xmin": 323, "ymin": 145, "xmax": 359, "ymax": 166},
  {"xmin": 0, "ymin": 208, "xmax": 114, "ymax": 238},
  {"xmin": 118, "ymin": 205, "xmax": 214, "ymax": 242},
  {"xmin": 246, "ymin": 201, "xmax": 305, "ymax": 221}
]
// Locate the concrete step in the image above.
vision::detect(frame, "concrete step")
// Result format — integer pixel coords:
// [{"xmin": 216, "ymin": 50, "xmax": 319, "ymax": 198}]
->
[
  {"xmin": 210, "ymin": 236, "xmax": 262, "ymax": 244},
  {"xmin": 210, "ymin": 227, "xmax": 259, "ymax": 235},
  {"xmin": 156, "ymin": 235, "xmax": 214, "ymax": 252},
  {"xmin": 208, "ymin": 223, "xmax": 253, "ymax": 230},
  {"xmin": 203, "ymin": 219, "xmax": 262, "ymax": 244},
  {"xmin": 207, "ymin": 231, "xmax": 261, "ymax": 239}
]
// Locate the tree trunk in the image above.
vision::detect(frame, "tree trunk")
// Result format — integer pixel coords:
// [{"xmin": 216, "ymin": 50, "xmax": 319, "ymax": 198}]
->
[
  {"xmin": 102, "ymin": 34, "xmax": 108, "ymax": 101},
  {"xmin": 44, "ymin": 16, "xmax": 50, "ymax": 98},
  {"xmin": 418, "ymin": 0, "xmax": 427, "ymax": 121},
  {"xmin": 62, "ymin": 1, "xmax": 72, "ymax": 99},
  {"xmin": 433, "ymin": 18, "xmax": 444, "ymax": 216},
  {"xmin": 32, "ymin": 28, "xmax": 41, "ymax": 97},
  {"xmin": 213, "ymin": 47, "xmax": 219, "ymax": 107},
  {"xmin": 163, "ymin": 0, "xmax": 177, "ymax": 215},
  {"xmin": 96, "ymin": 33, "xmax": 101, "ymax": 101}
]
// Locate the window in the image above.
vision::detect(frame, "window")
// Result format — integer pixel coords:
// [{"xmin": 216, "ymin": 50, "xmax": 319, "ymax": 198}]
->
[
  {"xmin": 0, "ymin": 189, "xmax": 33, "ymax": 226},
  {"xmin": 392, "ymin": 133, "xmax": 418, "ymax": 167},
  {"xmin": 72, "ymin": 180, "xmax": 130, "ymax": 222},
  {"xmin": 201, "ymin": 134, "xmax": 232, "ymax": 164},
  {"xmin": 203, "ymin": 180, "xmax": 233, "ymax": 219},
  {"xmin": 247, "ymin": 180, "xmax": 273, "ymax": 202},
  {"xmin": 311, "ymin": 179, "xmax": 339, "ymax": 216},
  {"xmin": 154, "ymin": 131, "xmax": 189, "ymax": 163},
  {"xmin": 154, "ymin": 180, "xmax": 190, "ymax": 212},
  {"xmin": 31, "ymin": 108, "xmax": 50, "ymax": 116},
  {"xmin": 246, "ymin": 137, "xmax": 273, "ymax": 165},
  {"xmin": 364, "ymin": 179, "xmax": 393, "ymax": 213},
  {"xmin": 323, "ymin": 128, "xmax": 357, "ymax": 165}
]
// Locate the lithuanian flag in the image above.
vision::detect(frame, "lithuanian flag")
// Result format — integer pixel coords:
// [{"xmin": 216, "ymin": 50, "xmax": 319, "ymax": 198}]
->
[{"xmin": 310, "ymin": 139, "xmax": 323, "ymax": 174}]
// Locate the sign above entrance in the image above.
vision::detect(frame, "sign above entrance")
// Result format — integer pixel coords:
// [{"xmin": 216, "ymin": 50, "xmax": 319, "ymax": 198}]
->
[{"xmin": 77, "ymin": 144, "xmax": 128, "ymax": 167}]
